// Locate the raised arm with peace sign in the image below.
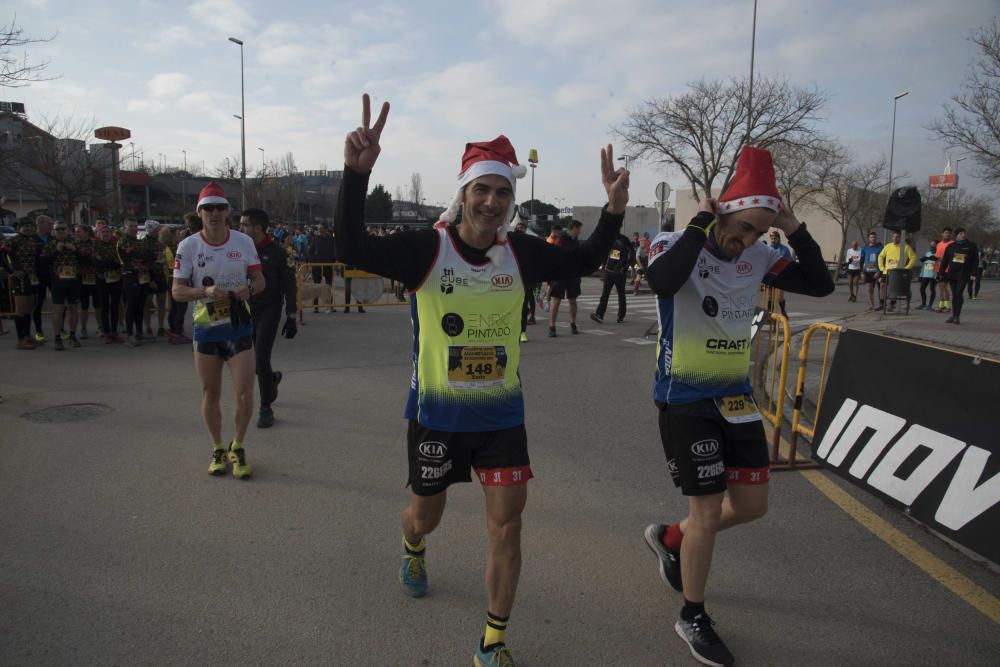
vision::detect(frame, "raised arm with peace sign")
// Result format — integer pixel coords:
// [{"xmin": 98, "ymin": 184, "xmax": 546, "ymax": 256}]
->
[
  {"xmin": 601, "ymin": 143, "xmax": 630, "ymax": 214},
  {"xmin": 344, "ymin": 93, "xmax": 391, "ymax": 174}
]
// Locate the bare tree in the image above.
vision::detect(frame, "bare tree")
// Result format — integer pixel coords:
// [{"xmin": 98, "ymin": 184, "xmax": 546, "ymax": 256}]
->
[
  {"xmin": 0, "ymin": 15, "xmax": 56, "ymax": 88},
  {"xmin": 770, "ymin": 137, "xmax": 849, "ymax": 215},
  {"xmin": 8, "ymin": 114, "xmax": 104, "ymax": 223},
  {"xmin": 410, "ymin": 172, "xmax": 423, "ymax": 217},
  {"xmin": 616, "ymin": 77, "xmax": 829, "ymax": 202},
  {"xmin": 811, "ymin": 156, "xmax": 890, "ymax": 262},
  {"xmin": 928, "ymin": 18, "xmax": 1000, "ymax": 187},
  {"xmin": 214, "ymin": 156, "xmax": 241, "ymax": 179}
]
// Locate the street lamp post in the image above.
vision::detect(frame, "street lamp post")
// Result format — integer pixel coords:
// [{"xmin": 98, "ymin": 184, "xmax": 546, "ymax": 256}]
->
[
  {"xmin": 129, "ymin": 142, "xmax": 135, "ymax": 170},
  {"xmin": 181, "ymin": 150, "xmax": 188, "ymax": 212},
  {"xmin": 258, "ymin": 147, "xmax": 264, "ymax": 173},
  {"xmin": 229, "ymin": 36, "xmax": 247, "ymax": 210},
  {"xmin": 528, "ymin": 148, "xmax": 538, "ymax": 222},
  {"xmin": 746, "ymin": 0, "xmax": 758, "ymax": 144},
  {"xmin": 884, "ymin": 90, "xmax": 908, "ymax": 244}
]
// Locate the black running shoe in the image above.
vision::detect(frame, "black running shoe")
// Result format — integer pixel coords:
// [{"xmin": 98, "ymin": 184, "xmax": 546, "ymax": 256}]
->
[
  {"xmin": 257, "ymin": 407, "xmax": 274, "ymax": 428},
  {"xmin": 675, "ymin": 611, "xmax": 734, "ymax": 667},
  {"xmin": 570, "ymin": 322, "xmax": 579, "ymax": 335},
  {"xmin": 644, "ymin": 524, "xmax": 683, "ymax": 592}
]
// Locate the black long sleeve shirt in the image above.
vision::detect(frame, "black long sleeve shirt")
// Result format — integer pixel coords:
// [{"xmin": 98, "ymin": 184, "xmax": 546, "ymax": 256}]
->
[
  {"xmin": 250, "ymin": 237, "xmax": 298, "ymax": 315},
  {"xmin": 334, "ymin": 166, "xmax": 624, "ymax": 288},
  {"xmin": 647, "ymin": 211, "xmax": 834, "ymax": 297}
]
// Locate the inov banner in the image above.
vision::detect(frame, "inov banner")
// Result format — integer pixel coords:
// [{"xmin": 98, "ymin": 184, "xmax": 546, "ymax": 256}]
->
[{"xmin": 813, "ymin": 330, "xmax": 1000, "ymax": 564}]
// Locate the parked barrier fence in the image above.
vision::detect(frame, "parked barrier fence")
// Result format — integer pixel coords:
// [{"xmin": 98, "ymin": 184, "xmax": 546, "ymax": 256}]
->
[
  {"xmin": 295, "ymin": 262, "xmax": 408, "ymax": 319},
  {"xmin": 750, "ymin": 312, "xmax": 791, "ymax": 457},
  {"xmin": 783, "ymin": 322, "xmax": 844, "ymax": 470}
]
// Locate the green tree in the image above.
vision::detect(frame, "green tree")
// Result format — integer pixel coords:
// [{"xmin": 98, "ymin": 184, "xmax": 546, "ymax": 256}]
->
[{"xmin": 366, "ymin": 184, "xmax": 393, "ymax": 224}]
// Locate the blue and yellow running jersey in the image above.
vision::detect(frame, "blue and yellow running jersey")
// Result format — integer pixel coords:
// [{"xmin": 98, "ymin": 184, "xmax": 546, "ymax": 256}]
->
[{"xmin": 405, "ymin": 227, "xmax": 525, "ymax": 432}]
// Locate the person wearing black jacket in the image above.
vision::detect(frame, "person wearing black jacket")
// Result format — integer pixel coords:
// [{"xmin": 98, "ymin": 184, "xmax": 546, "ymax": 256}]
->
[
  {"xmin": 240, "ymin": 209, "xmax": 298, "ymax": 428},
  {"xmin": 940, "ymin": 227, "xmax": 978, "ymax": 325},
  {"xmin": 336, "ymin": 94, "xmax": 628, "ymax": 666},
  {"xmin": 590, "ymin": 231, "xmax": 635, "ymax": 323},
  {"xmin": 641, "ymin": 147, "xmax": 833, "ymax": 667},
  {"xmin": 307, "ymin": 224, "xmax": 337, "ymax": 312}
]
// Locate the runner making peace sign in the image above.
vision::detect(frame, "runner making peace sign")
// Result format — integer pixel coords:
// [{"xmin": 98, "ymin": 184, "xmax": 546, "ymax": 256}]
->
[{"xmin": 335, "ymin": 94, "xmax": 629, "ymax": 667}]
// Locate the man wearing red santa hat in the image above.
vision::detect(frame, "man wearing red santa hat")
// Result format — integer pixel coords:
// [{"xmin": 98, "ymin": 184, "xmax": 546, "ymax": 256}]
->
[
  {"xmin": 335, "ymin": 94, "xmax": 628, "ymax": 666},
  {"xmin": 641, "ymin": 146, "xmax": 833, "ymax": 666},
  {"xmin": 172, "ymin": 182, "xmax": 266, "ymax": 480}
]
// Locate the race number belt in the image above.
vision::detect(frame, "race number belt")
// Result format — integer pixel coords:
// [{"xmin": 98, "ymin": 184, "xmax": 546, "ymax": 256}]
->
[
  {"xmin": 82, "ymin": 270, "xmax": 97, "ymax": 285},
  {"xmin": 714, "ymin": 394, "xmax": 762, "ymax": 424},
  {"xmin": 58, "ymin": 265, "xmax": 76, "ymax": 279},
  {"xmin": 952, "ymin": 253, "xmax": 966, "ymax": 264},
  {"xmin": 205, "ymin": 299, "xmax": 232, "ymax": 323},
  {"xmin": 104, "ymin": 270, "xmax": 121, "ymax": 283},
  {"xmin": 447, "ymin": 345, "xmax": 507, "ymax": 389},
  {"xmin": 138, "ymin": 269, "xmax": 151, "ymax": 285},
  {"xmin": 29, "ymin": 272, "xmax": 39, "ymax": 286},
  {"xmin": 609, "ymin": 249, "xmax": 621, "ymax": 260}
]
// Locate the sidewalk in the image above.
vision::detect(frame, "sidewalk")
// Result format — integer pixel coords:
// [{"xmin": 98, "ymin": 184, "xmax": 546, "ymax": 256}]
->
[{"xmin": 845, "ymin": 280, "xmax": 999, "ymax": 359}]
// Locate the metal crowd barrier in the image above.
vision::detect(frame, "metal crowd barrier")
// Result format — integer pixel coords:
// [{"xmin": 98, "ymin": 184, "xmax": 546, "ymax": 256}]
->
[
  {"xmin": 295, "ymin": 262, "xmax": 408, "ymax": 318},
  {"xmin": 782, "ymin": 322, "xmax": 845, "ymax": 470},
  {"xmin": 750, "ymin": 312, "xmax": 791, "ymax": 457}
]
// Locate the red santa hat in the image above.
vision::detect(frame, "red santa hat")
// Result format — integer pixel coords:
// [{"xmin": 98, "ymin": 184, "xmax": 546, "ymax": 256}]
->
[
  {"xmin": 718, "ymin": 146, "xmax": 782, "ymax": 214},
  {"xmin": 438, "ymin": 135, "xmax": 527, "ymax": 265},
  {"xmin": 197, "ymin": 182, "xmax": 230, "ymax": 210}
]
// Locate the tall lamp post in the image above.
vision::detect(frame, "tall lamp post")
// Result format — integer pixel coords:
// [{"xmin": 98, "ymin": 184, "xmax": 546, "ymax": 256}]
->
[
  {"xmin": 258, "ymin": 147, "xmax": 265, "ymax": 173},
  {"xmin": 229, "ymin": 36, "xmax": 247, "ymax": 210},
  {"xmin": 527, "ymin": 148, "xmax": 538, "ymax": 223},
  {"xmin": 884, "ymin": 90, "xmax": 908, "ymax": 243},
  {"xmin": 181, "ymin": 149, "xmax": 188, "ymax": 212}
]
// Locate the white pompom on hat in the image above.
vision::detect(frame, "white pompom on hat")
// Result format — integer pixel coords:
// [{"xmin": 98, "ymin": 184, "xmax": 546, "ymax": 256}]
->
[
  {"xmin": 438, "ymin": 135, "xmax": 526, "ymax": 265},
  {"xmin": 197, "ymin": 181, "xmax": 230, "ymax": 210}
]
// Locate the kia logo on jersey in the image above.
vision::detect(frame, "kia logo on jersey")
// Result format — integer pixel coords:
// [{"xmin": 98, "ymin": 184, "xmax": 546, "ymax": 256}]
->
[
  {"xmin": 691, "ymin": 439, "xmax": 720, "ymax": 457},
  {"xmin": 491, "ymin": 274, "xmax": 514, "ymax": 289},
  {"xmin": 736, "ymin": 262, "xmax": 752, "ymax": 275},
  {"xmin": 227, "ymin": 250, "xmax": 241, "ymax": 260}
]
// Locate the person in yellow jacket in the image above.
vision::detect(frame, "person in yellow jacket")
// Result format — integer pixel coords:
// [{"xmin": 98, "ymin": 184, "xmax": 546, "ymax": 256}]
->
[{"xmin": 877, "ymin": 231, "xmax": 917, "ymax": 311}]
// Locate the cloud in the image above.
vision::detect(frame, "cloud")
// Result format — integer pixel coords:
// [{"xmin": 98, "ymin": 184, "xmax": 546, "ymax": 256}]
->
[
  {"xmin": 187, "ymin": 0, "xmax": 254, "ymax": 35},
  {"xmin": 140, "ymin": 25, "xmax": 195, "ymax": 53},
  {"xmin": 148, "ymin": 73, "xmax": 193, "ymax": 98},
  {"xmin": 126, "ymin": 99, "xmax": 164, "ymax": 114}
]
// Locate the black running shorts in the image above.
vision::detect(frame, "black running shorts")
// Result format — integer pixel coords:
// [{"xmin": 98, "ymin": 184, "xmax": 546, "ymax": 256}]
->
[
  {"xmin": 847, "ymin": 269, "xmax": 861, "ymax": 277},
  {"xmin": 195, "ymin": 336, "xmax": 254, "ymax": 361},
  {"xmin": 549, "ymin": 279, "xmax": 581, "ymax": 300},
  {"xmin": 10, "ymin": 275, "xmax": 36, "ymax": 297},
  {"xmin": 863, "ymin": 271, "xmax": 880, "ymax": 284},
  {"xmin": 656, "ymin": 398, "xmax": 770, "ymax": 496},
  {"xmin": 406, "ymin": 421, "xmax": 532, "ymax": 496},
  {"xmin": 51, "ymin": 279, "xmax": 82, "ymax": 305}
]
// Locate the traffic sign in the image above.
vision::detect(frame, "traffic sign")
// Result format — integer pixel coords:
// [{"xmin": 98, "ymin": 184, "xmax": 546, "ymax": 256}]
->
[
  {"xmin": 95, "ymin": 126, "xmax": 131, "ymax": 142},
  {"xmin": 655, "ymin": 181, "xmax": 671, "ymax": 202}
]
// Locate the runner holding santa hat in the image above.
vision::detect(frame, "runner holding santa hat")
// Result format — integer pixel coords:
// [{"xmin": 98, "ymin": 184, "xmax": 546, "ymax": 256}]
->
[
  {"xmin": 335, "ymin": 94, "xmax": 628, "ymax": 667},
  {"xmin": 641, "ymin": 146, "xmax": 833, "ymax": 666}
]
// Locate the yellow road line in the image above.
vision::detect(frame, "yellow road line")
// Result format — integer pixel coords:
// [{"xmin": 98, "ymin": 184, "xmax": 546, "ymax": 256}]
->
[{"xmin": 799, "ymin": 468, "xmax": 1000, "ymax": 625}]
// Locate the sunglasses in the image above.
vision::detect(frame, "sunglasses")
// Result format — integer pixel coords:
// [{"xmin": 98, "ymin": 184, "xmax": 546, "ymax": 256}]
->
[{"xmin": 201, "ymin": 204, "xmax": 229, "ymax": 212}]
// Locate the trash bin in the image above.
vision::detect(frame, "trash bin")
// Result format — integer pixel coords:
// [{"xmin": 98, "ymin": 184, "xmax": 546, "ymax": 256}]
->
[{"xmin": 886, "ymin": 268, "xmax": 911, "ymax": 300}]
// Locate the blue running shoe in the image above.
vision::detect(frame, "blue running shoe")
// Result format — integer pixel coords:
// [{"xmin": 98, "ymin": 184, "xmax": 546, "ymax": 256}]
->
[
  {"xmin": 474, "ymin": 639, "xmax": 516, "ymax": 667},
  {"xmin": 399, "ymin": 539, "xmax": 427, "ymax": 598}
]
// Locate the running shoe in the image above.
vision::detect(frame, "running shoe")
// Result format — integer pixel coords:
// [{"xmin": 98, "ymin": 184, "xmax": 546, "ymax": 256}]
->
[
  {"xmin": 526, "ymin": 315, "xmax": 536, "ymax": 325},
  {"xmin": 69, "ymin": 334, "xmax": 81, "ymax": 348},
  {"xmin": 79, "ymin": 327, "xmax": 89, "ymax": 339},
  {"xmin": 474, "ymin": 640, "xmax": 516, "ymax": 667},
  {"xmin": 208, "ymin": 447, "xmax": 227, "ymax": 476},
  {"xmin": 590, "ymin": 312, "xmax": 603, "ymax": 324},
  {"xmin": 644, "ymin": 524, "xmax": 683, "ymax": 592},
  {"xmin": 126, "ymin": 335, "xmax": 141, "ymax": 347},
  {"xmin": 157, "ymin": 327, "xmax": 167, "ymax": 337},
  {"xmin": 570, "ymin": 322, "xmax": 579, "ymax": 335},
  {"xmin": 675, "ymin": 611, "xmax": 734, "ymax": 667},
  {"xmin": 945, "ymin": 316, "xmax": 955, "ymax": 323},
  {"xmin": 257, "ymin": 407, "xmax": 274, "ymax": 429},
  {"xmin": 111, "ymin": 332, "xmax": 124, "ymax": 343},
  {"xmin": 519, "ymin": 331, "xmax": 528, "ymax": 343},
  {"xmin": 547, "ymin": 327, "xmax": 556, "ymax": 338},
  {"xmin": 399, "ymin": 541, "xmax": 427, "ymax": 598},
  {"xmin": 54, "ymin": 335, "xmax": 65, "ymax": 351},
  {"xmin": 34, "ymin": 332, "xmax": 46, "ymax": 343},
  {"xmin": 228, "ymin": 442, "xmax": 252, "ymax": 479},
  {"xmin": 17, "ymin": 338, "xmax": 37, "ymax": 350}
]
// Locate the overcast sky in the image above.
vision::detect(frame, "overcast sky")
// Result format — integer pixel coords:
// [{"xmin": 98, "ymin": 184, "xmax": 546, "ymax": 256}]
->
[{"xmin": 5, "ymin": 0, "xmax": 997, "ymax": 210}]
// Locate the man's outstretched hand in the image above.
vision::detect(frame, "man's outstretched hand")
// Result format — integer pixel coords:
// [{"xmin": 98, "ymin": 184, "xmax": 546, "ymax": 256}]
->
[
  {"xmin": 601, "ymin": 144, "xmax": 629, "ymax": 214},
  {"xmin": 344, "ymin": 93, "xmax": 390, "ymax": 174}
]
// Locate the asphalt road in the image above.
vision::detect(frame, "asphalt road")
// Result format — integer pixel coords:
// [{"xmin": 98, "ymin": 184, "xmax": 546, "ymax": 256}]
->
[{"xmin": 2, "ymin": 277, "xmax": 998, "ymax": 666}]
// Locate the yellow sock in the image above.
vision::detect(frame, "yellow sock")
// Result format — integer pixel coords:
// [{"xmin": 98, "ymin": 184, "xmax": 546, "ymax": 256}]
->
[
  {"xmin": 231, "ymin": 440, "xmax": 243, "ymax": 449},
  {"xmin": 403, "ymin": 535, "xmax": 425, "ymax": 554},
  {"xmin": 213, "ymin": 443, "xmax": 225, "ymax": 450},
  {"xmin": 484, "ymin": 611, "xmax": 508, "ymax": 647}
]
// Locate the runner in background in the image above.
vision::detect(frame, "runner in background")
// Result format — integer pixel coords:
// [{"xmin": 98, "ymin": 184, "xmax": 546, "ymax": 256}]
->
[
  {"xmin": 142, "ymin": 220, "xmax": 168, "ymax": 338},
  {"xmin": 94, "ymin": 224, "xmax": 124, "ymax": 343},
  {"xmin": 31, "ymin": 215, "xmax": 53, "ymax": 343},
  {"xmin": 41, "ymin": 221, "xmax": 83, "ymax": 350},
  {"xmin": 844, "ymin": 240, "xmax": 862, "ymax": 302},
  {"xmin": 75, "ymin": 225, "xmax": 98, "ymax": 338},
  {"xmin": 860, "ymin": 231, "xmax": 884, "ymax": 311},
  {"xmin": 876, "ymin": 231, "xmax": 916, "ymax": 312},
  {"xmin": 590, "ymin": 229, "xmax": 635, "ymax": 324},
  {"xmin": 917, "ymin": 243, "xmax": 938, "ymax": 310},
  {"xmin": 934, "ymin": 227, "xmax": 954, "ymax": 312},
  {"xmin": 2, "ymin": 218, "xmax": 43, "ymax": 350},
  {"xmin": 940, "ymin": 228, "xmax": 978, "ymax": 325},
  {"xmin": 547, "ymin": 220, "xmax": 584, "ymax": 337},
  {"xmin": 767, "ymin": 229, "xmax": 793, "ymax": 317}
]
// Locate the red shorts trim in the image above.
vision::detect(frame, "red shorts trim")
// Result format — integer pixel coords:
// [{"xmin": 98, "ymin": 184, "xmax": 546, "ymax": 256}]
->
[
  {"xmin": 726, "ymin": 466, "xmax": 770, "ymax": 485},
  {"xmin": 475, "ymin": 465, "xmax": 533, "ymax": 487}
]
